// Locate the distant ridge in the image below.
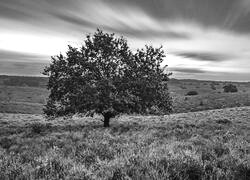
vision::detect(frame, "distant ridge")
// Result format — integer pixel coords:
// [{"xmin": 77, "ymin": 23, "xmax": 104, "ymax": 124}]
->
[{"xmin": 0, "ymin": 75, "xmax": 249, "ymax": 89}]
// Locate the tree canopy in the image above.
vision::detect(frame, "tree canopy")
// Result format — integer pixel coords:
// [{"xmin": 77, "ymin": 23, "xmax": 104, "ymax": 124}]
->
[{"xmin": 43, "ymin": 29, "xmax": 172, "ymax": 127}]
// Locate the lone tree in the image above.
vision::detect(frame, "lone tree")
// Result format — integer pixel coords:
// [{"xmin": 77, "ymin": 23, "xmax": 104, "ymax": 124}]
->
[{"xmin": 43, "ymin": 29, "xmax": 172, "ymax": 127}]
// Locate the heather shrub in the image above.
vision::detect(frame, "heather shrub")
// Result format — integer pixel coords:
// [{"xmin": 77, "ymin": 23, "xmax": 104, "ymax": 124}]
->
[
  {"xmin": 210, "ymin": 83, "xmax": 216, "ymax": 90},
  {"xmin": 223, "ymin": 84, "xmax": 238, "ymax": 93},
  {"xmin": 30, "ymin": 122, "xmax": 51, "ymax": 134},
  {"xmin": 0, "ymin": 137, "xmax": 14, "ymax": 150},
  {"xmin": 186, "ymin": 91, "xmax": 198, "ymax": 96}
]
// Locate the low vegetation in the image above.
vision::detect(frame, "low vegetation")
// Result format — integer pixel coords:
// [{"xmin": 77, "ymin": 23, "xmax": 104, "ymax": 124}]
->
[
  {"xmin": 1, "ymin": 78, "xmax": 250, "ymax": 114},
  {"xmin": 0, "ymin": 85, "xmax": 48, "ymax": 114},
  {"xmin": 173, "ymin": 92, "xmax": 250, "ymax": 113},
  {"xmin": 0, "ymin": 107, "xmax": 249, "ymax": 179},
  {"xmin": 185, "ymin": 91, "xmax": 198, "ymax": 96},
  {"xmin": 223, "ymin": 84, "xmax": 238, "ymax": 93},
  {"xmin": 0, "ymin": 75, "xmax": 48, "ymax": 88},
  {"xmin": 210, "ymin": 83, "xmax": 216, "ymax": 90}
]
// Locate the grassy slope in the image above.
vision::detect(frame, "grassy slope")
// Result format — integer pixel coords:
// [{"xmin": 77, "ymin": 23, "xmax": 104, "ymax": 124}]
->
[
  {"xmin": 1, "ymin": 78, "xmax": 250, "ymax": 114},
  {"xmin": 169, "ymin": 79, "xmax": 250, "ymax": 113},
  {"xmin": 172, "ymin": 92, "xmax": 250, "ymax": 113},
  {"xmin": 0, "ymin": 85, "xmax": 48, "ymax": 114},
  {"xmin": 0, "ymin": 106, "xmax": 249, "ymax": 179}
]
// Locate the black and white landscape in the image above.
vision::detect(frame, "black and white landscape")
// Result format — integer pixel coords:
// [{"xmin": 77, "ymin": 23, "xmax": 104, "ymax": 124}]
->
[{"xmin": 0, "ymin": 0, "xmax": 250, "ymax": 179}]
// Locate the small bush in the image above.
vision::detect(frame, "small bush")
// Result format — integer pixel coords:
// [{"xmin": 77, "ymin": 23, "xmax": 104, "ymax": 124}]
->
[
  {"xmin": 223, "ymin": 84, "xmax": 238, "ymax": 93},
  {"xmin": 31, "ymin": 123, "xmax": 44, "ymax": 134},
  {"xmin": 186, "ymin": 91, "xmax": 198, "ymax": 96},
  {"xmin": 0, "ymin": 137, "xmax": 14, "ymax": 150},
  {"xmin": 216, "ymin": 119, "xmax": 232, "ymax": 125},
  {"xmin": 30, "ymin": 122, "xmax": 51, "ymax": 134},
  {"xmin": 210, "ymin": 83, "xmax": 216, "ymax": 90}
]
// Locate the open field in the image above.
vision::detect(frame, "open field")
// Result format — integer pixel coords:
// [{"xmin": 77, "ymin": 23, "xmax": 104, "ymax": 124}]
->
[
  {"xmin": 0, "ymin": 76, "xmax": 249, "ymax": 114},
  {"xmin": 172, "ymin": 92, "xmax": 250, "ymax": 113},
  {"xmin": 0, "ymin": 106, "xmax": 249, "ymax": 179},
  {"xmin": 0, "ymin": 85, "xmax": 48, "ymax": 114}
]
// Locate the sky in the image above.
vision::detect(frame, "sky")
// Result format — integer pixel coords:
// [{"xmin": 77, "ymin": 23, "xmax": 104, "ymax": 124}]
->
[{"xmin": 0, "ymin": 0, "xmax": 250, "ymax": 81}]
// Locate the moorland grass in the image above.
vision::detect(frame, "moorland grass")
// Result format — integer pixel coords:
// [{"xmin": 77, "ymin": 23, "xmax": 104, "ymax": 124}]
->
[
  {"xmin": 0, "ymin": 107, "xmax": 250, "ymax": 179},
  {"xmin": 1, "ymin": 79, "xmax": 250, "ymax": 114}
]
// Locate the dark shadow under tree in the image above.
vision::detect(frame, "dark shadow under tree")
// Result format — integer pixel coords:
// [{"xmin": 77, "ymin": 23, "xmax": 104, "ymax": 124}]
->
[{"xmin": 43, "ymin": 29, "xmax": 172, "ymax": 127}]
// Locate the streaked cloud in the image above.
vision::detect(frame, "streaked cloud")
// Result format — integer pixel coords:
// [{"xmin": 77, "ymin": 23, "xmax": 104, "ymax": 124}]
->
[
  {"xmin": 169, "ymin": 67, "xmax": 206, "ymax": 74},
  {"xmin": 173, "ymin": 51, "xmax": 232, "ymax": 62},
  {"xmin": 0, "ymin": 50, "xmax": 48, "ymax": 62},
  {"xmin": 0, "ymin": 0, "xmax": 249, "ymax": 81}
]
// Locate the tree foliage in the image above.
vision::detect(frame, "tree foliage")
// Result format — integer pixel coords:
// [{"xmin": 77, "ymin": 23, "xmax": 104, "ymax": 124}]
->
[{"xmin": 43, "ymin": 29, "xmax": 172, "ymax": 126}]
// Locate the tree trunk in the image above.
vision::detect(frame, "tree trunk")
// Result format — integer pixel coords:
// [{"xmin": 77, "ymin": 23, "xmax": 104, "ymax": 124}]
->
[
  {"xmin": 104, "ymin": 115, "xmax": 110, "ymax": 127},
  {"xmin": 103, "ymin": 111, "xmax": 114, "ymax": 127}
]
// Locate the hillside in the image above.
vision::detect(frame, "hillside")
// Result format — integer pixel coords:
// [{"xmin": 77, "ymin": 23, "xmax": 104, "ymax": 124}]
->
[
  {"xmin": 0, "ymin": 75, "xmax": 250, "ymax": 114},
  {"xmin": 0, "ymin": 106, "xmax": 249, "ymax": 179}
]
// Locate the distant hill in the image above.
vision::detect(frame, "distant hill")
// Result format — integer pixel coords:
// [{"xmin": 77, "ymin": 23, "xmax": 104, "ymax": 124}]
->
[
  {"xmin": 0, "ymin": 75, "xmax": 249, "ymax": 89},
  {"xmin": 0, "ymin": 75, "xmax": 249, "ymax": 114}
]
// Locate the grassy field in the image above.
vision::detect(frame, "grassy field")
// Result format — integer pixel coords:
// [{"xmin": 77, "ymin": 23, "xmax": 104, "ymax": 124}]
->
[
  {"xmin": 0, "ymin": 76, "xmax": 250, "ymax": 114},
  {"xmin": 0, "ymin": 106, "xmax": 249, "ymax": 179},
  {"xmin": 169, "ymin": 79, "xmax": 250, "ymax": 113},
  {"xmin": 0, "ymin": 85, "xmax": 48, "ymax": 114}
]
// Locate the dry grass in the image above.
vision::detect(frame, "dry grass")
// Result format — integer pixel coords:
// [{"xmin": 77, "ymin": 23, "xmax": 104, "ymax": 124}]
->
[
  {"xmin": 1, "ymin": 78, "xmax": 250, "ymax": 114},
  {"xmin": 0, "ymin": 106, "xmax": 250, "ymax": 179},
  {"xmin": 173, "ymin": 92, "xmax": 250, "ymax": 113},
  {"xmin": 0, "ymin": 85, "xmax": 48, "ymax": 114}
]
